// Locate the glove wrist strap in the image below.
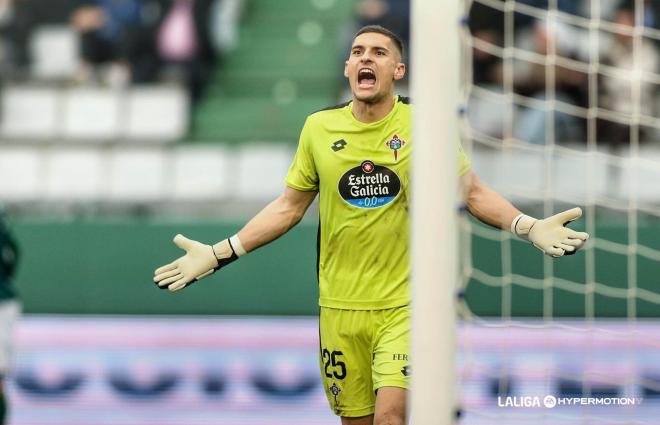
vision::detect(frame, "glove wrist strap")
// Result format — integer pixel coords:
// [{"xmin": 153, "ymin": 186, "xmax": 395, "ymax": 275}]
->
[
  {"xmin": 210, "ymin": 237, "xmax": 243, "ymax": 270},
  {"xmin": 229, "ymin": 234, "xmax": 247, "ymax": 257},
  {"xmin": 511, "ymin": 214, "xmax": 537, "ymax": 240}
]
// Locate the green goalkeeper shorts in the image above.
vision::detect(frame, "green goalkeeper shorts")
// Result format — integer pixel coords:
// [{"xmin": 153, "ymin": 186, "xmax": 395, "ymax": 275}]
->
[{"xmin": 319, "ymin": 305, "xmax": 410, "ymax": 417}]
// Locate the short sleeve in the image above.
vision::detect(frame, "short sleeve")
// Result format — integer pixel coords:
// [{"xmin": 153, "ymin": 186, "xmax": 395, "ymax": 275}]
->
[
  {"xmin": 457, "ymin": 143, "xmax": 471, "ymax": 176},
  {"xmin": 285, "ymin": 118, "xmax": 319, "ymax": 191}
]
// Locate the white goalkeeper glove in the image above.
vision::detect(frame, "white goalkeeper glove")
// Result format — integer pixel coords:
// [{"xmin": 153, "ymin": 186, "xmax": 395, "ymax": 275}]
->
[
  {"xmin": 511, "ymin": 207, "xmax": 589, "ymax": 258},
  {"xmin": 153, "ymin": 234, "xmax": 246, "ymax": 291}
]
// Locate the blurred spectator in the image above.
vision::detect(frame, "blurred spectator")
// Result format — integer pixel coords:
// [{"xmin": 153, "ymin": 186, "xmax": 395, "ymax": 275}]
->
[
  {"xmin": 153, "ymin": 0, "xmax": 217, "ymax": 102},
  {"xmin": 637, "ymin": 0, "xmax": 659, "ymax": 29},
  {"xmin": 467, "ymin": 5, "xmax": 588, "ymax": 143},
  {"xmin": 70, "ymin": 0, "xmax": 143, "ymax": 85},
  {"xmin": 515, "ymin": 0, "xmax": 583, "ymax": 26},
  {"xmin": 466, "ymin": 0, "xmax": 660, "ymax": 147},
  {"xmin": 469, "ymin": 1, "xmax": 504, "ymax": 87},
  {"xmin": 0, "ymin": 0, "xmax": 14, "ymax": 57},
  {"xmin": 0, "ymin": 0, "xmax": 79, "ymax": 77},
  {"xmin": 597, "ymin": 0, "xmax": 660, "ymax": 146},
  {"xmin": 209, "ymin": 0, "xmax": 244, "ymax": 53},
  {"xmin": 0, "ymin": 0, "xmax": 14, "ymax": 76},
  {"xmin": 512, "ymin": 19, "xmax": 588, "ymax": 144},
  {"xmin": 69, "ymin": 0, "xmax": 217, "ymax": 101},
  {"xmin": 0, "ymin": 211, "xmax": 20, "ymax": 425},
  {"xmin": 467, "ymin": 1, "xmax": 507, "ymax": 137},
  {"xmin": 0, "ymin": 0, "xmax": 29, "ymax": 76}
]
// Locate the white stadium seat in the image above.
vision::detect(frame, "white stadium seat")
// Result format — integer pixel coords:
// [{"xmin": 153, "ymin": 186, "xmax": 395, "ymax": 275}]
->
[
  {"xmin": 2, "ymin": 143, "xmax": 659, "ymax": 206},
  {"xmin": 29, "ymin": 26, "xmax": 79, "ymax": 80},
  {"xmin": 124, "ymin": 86, "xmax": 188, "ymax": 142},
  {"xmin": 630, "ymin": 147, "xmax": 660, "ymax": 202},
  {"xmin": 172, "ymin": 146, "xmax": 232, "ymax": 201},
  {"xmin": 106, "ymin": 149, "xmax": 167, "ymax": 202},
  {"xmin": 45, "ymin": 148, "xmax": 104, "ymax": 201},
  {"xmin": 0, "ymin": 147, "xmax": 43, "ymax": 202},
  {"xmin": 0, "ymin": 86, "xmax": 60, "ymax": 139},
  {"xmin": 234, "ymin": 144, "xmax": 294, "ymax": 199},
  {"xmin": 62, "ymin": 88, "xmax": 121, "ymax": 141}
]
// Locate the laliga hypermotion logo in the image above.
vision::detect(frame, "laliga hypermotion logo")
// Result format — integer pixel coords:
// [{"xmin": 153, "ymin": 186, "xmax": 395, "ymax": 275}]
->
[{"xmin": 386, "ymin": 134, "xmax": 406, "ymax": 161}]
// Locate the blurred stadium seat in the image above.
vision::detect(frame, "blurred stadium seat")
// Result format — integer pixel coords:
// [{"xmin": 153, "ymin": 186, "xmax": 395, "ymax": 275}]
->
[
  {"xmin": 0, "ymin": 86, "xmax": 60, "ymax": 139},
  {"xmin": 29, "ymin": 26, "xmax": 79, "ymax": 80},
  {"xmin": 631, "ymin": 147, "xmax": 660, "ymax": 200},
  {"xmin": 45, "ymin": 148, "xmax": 104, "ymax": 201},
  {"xmin": 234, "ymin": 144, "xmax": 294, "ymax": 199},
  {"xmin": 106, "ymin": 148, "xmax": 167, "ymax": 203},
  {"xmin": 0, "ymin": 86, "xmax": 188, "ymax": 143},
  {"xmin": 192, "ymin": 0, "xmax": 354, "ymax": 142},
  {"xmin": 123, "ymin": 86, "xmax": 188, "ymax": 142},
  {"xmin": 0, "ymin": 147, "xmax": 43, "ymax": 202},
  {"xmin": 468, "ymin": 145, "xmax": 660, "ymax": 205},
  {"xmin": 62, "ymin": 88, "xmax": 122, "ymax": 141},
  {"xmin": 171, "ymin": 146, "xmax": 233, "ymax": 201}
]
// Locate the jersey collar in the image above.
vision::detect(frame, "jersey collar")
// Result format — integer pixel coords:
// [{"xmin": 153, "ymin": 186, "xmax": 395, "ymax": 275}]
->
[{"xmin": 347, "ymin": 95, "xmax": 401, "ymax": 128}]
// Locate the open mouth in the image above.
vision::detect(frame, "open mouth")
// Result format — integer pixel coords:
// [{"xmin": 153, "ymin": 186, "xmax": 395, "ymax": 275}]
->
[{"xmin": 357, "ymin": 68, "xmax": 376, "ymax": 89}]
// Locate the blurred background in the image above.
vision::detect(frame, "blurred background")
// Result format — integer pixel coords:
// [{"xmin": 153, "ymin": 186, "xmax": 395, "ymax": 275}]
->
[{"xmin": 0, "ymin": 0, "xmax": 659, "ymax": 424}]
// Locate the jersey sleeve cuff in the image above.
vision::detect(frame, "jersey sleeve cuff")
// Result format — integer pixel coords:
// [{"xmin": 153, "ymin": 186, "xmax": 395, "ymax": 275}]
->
[{"xmin": 284, "ymin": 179, "xmax": 319, "ymax": 192}]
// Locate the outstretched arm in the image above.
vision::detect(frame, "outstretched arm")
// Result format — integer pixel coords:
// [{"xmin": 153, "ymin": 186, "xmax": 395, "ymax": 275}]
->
[
  {"xmin": 154, "ymin": 186, "xmax": 317, "ymax": 291},
  {"xmin": 462, "ymin": 170, "xmax": 589, "ymax": 257},
  {"xmin": 462, "ymin": 171, "xmax": 522, "ymax": 231},
  {"xmin": 237, "ymin": 186, "xmax": 317, "ymax": 252}
]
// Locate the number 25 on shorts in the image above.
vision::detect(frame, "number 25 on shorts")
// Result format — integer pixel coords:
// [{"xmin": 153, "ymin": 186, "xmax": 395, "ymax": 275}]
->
[{"xmin": 322, "ymin": 349, "xmax": 346, "ymax": 380}]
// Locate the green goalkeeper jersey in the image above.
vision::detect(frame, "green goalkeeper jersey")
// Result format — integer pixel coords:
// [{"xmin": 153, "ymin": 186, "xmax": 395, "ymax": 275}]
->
[{"xmin": 285, "ymin": 96, "xmax": 471, "ymax": 310}]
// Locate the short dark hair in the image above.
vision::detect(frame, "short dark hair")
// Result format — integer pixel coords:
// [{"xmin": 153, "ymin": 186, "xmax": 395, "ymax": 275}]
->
[{"xmin": 353, "ymin": 25, "xmax": 404, "ymax": 59}]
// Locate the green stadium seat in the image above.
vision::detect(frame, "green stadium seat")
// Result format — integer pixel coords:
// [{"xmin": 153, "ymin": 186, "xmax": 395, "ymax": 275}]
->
[
  {"xmin": 193, "ymin": 97, "xmax": 335, "ymax": 143},
  {"xmin": 190, "ymin": 0, "xmax": 358, "ymax": 142}
]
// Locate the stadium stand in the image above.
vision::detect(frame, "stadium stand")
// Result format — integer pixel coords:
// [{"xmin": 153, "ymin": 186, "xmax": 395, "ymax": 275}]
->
[
  {"xmin": 0, "ymin": 85, "xmax": 188, "ymax": 142},
  {"xmin": 1, "ymin": 0, "xmax": 658, "ymax": 210},
  {"xmin": 45, "ymin": 148, "xmax": 105, "ymax": 201},
  {"xmin": 123, "ymin": 86, "xmax": 189, "ymax": 141},
  {"xmin": 0, "ymin": 147, "xmax": 42, "ymax": 202},
  {"xmin": 0, "ymin": 86, "xmax": 60, "ymax": 139},
  {"xmin": 191, "ymin": 0, "xmax": 357, "ymax": 142},
  {"xmin": 170, "ymin": 145, "xmax": 233, "ymax": 202},
  {"xmin": 0, "ymin": 0, "xmax": 360, "ymax": 213}
]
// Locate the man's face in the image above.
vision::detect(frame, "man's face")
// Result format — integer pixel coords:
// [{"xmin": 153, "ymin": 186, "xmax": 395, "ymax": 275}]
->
[{"xmin": 344, "ymin": 32, "xmax": 405, "ymax": 104}]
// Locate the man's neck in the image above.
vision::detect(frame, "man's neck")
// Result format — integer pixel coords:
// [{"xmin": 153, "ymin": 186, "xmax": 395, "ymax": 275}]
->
[{"xmin": 351, "ymin": 94, "xmax": 396, "ymax": 123}]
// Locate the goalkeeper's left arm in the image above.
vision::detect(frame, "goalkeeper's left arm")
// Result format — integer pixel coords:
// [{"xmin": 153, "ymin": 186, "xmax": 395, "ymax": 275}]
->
[{"xmin": 462, "ymin": 171, "xmax": 589, "ymax": 257}]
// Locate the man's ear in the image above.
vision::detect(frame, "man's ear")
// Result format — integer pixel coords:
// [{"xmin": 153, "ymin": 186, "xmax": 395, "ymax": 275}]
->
[
  {"xmin": 394, "ymin": 63, "xmax": 406, "ymax": 81},
  {"xmin": 344, "ymin": 60, "xmax": 349, "ymax": 78}
]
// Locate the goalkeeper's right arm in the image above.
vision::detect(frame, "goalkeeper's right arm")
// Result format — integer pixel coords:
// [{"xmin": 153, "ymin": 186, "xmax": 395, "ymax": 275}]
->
[{"xmin": 153, "ymin": 187, "xmax": 317, "ymax": 291}]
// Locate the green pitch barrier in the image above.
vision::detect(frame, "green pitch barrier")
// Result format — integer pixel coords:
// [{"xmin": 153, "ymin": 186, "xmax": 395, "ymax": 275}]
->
[
  {"xmin": 13, "ymin": 219, "xmax": 318, "ymax": 316},
  {"xmin": 10, "ymin": 217, "xmax": 659, "ymax": 317}
]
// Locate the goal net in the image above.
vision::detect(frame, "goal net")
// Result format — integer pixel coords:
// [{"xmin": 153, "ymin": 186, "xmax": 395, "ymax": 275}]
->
[{"xmin": 456, "ymin": 0, "xmax": 660, "ymax": 423}]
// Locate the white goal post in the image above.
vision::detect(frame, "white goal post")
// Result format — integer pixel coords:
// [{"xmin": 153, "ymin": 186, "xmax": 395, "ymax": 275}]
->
[
  {"xmin": 410, "ymin": 0, "xmax": 461, "ymax": 424},
  {"xmin": 410, "ymin": 0, "xmax": 660, "ymax": 424}
]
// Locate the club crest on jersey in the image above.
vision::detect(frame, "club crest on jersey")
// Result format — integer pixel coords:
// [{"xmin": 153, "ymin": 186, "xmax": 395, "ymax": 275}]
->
[
  {"xmin": 330, "ymin": 382, "xmax": 342, "ymax": 407},
  {"xmin": 338, "ymin": 160, "xmax": 401, "ymax": 209},
  {"xmin": 386, "ymin": 134, "xmax": 406, "ymax": 161}
]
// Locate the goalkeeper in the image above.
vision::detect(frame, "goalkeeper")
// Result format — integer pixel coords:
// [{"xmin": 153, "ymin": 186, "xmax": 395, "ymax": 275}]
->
[{"xmin": 154, "ymin": 25, "xmax": 588, "ymax": 425}]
